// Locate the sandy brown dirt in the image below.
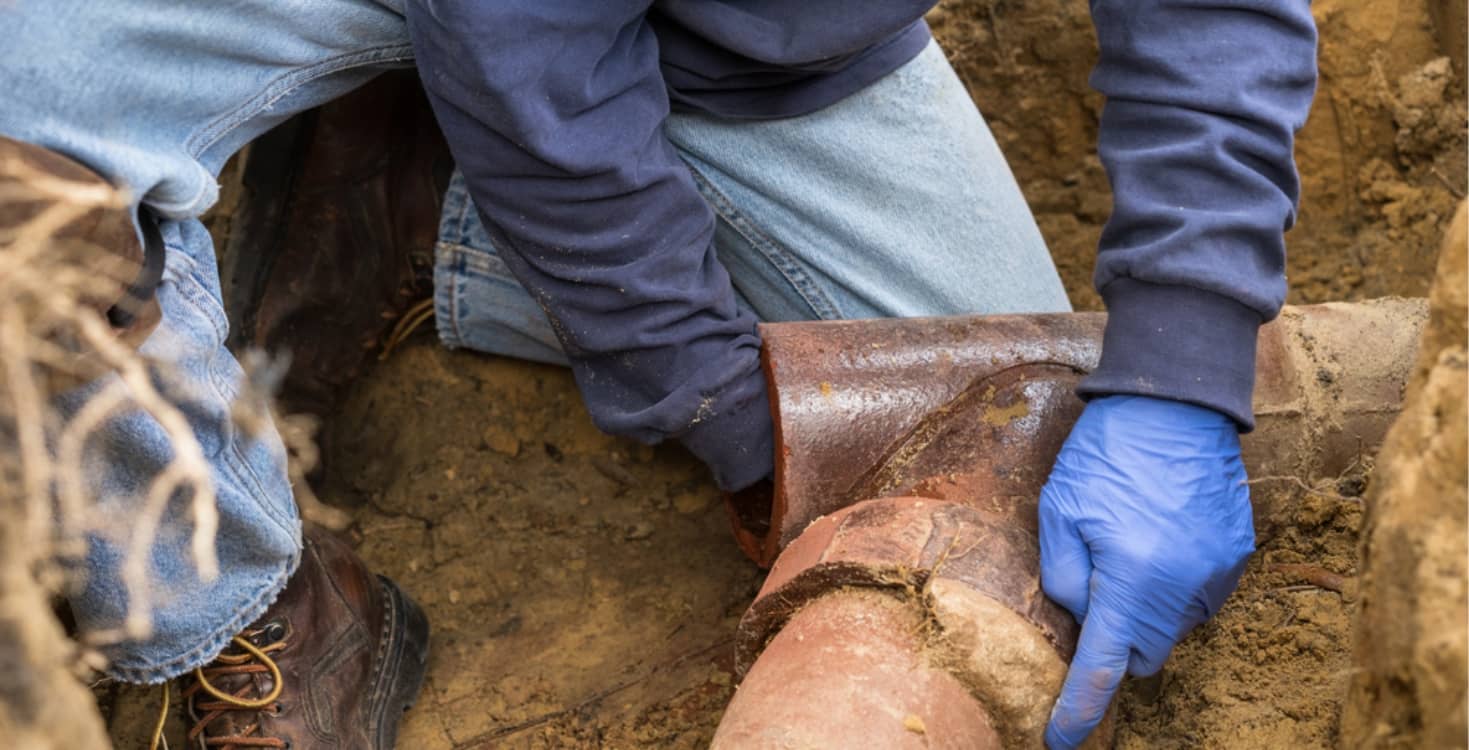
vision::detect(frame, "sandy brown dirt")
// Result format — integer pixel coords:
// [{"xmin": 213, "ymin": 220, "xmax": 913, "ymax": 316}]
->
[
  {"xmin": 1342, "ymin": 202, "xmax": 1467, "ymax": 748},
  {"xmin": 323, "ymin": 351, "xmax": 762, "ymax": 749},
  {"xmin": 98, "ymin": 2, "xmax": 1465, "ymax": 748},
  {"xmin": 1114, "ymin": 474, "xmax": 1368, "ymax": 748}
]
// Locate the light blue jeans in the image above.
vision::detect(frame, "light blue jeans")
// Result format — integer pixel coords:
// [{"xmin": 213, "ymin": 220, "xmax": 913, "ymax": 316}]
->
[{"xmin": 1, "ymin": 0, "xmax": 1068, "ymax": 684}]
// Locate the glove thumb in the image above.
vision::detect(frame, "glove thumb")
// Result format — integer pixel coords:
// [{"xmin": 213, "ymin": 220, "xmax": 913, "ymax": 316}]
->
[{"xmin": 1039, "ymin": 486, "xmax": 1093, "ymax": 622}]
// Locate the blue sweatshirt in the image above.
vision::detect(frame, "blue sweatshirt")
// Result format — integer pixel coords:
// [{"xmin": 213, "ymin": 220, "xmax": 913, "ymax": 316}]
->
[{"xmin": 404, "ymin": 1, "xmax": 1318, "ymax": 491}]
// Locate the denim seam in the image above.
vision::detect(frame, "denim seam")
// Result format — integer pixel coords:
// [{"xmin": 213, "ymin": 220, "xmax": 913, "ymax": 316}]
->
[
  {"xmin": 164, "ymin": 244, "xmax": 298, "ymax": 540},
  {"xmin": 432, "ymin": 286, "xmax": 461, "ymax": 350},
  {"xmin": 681, "ymin": 163, "xmax": 843, "ymax": 320},
  {"xmin": 454, "ymin": 184, "xmax": 474, "ymax": 243},
  {"xmin": 162, "ymin": 255, "xmax": 256, "ymax": 502},
  {"xmin": 163, "ymin": 246, "xmax": 229, "ymax": 345},
  {"xmin": 200, "ymin": 355, "xmax": 288, "ymax": 535},
  {"xmin": 184, "ymin": 44, "xmax": 415, "ymax": 161},
  {"xmin": 104, "ymin": 552, "xmax": 298, "ymax": 684},
  {"xmin": 211, "ymin": 363, "xmax": 300, "ymax": 538},
  {"xmin": 434, "ymin": 242, "xmax": 467, "ymax": 349}
]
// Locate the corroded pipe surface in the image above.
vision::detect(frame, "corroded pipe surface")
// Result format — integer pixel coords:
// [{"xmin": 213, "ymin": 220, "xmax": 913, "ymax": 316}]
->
[
  {"xmin": 711, "ymin": 590, "xmax": 1003, "ymax": 750},
  {"xmin": 727, "ymin": 299, "xmax": 1426, "ymax": 566}
]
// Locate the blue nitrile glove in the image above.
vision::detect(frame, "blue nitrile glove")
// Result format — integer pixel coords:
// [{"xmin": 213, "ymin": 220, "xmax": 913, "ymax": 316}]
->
[{"xmin": 1039, "ymin": 395, "xmax": 1254, "ymax": 749}]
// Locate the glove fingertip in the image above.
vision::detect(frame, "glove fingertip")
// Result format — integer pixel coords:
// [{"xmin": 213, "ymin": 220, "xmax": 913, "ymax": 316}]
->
[{"xmin": 1047, "ymin": 616, "xmax": 1129, "ymax": 749}]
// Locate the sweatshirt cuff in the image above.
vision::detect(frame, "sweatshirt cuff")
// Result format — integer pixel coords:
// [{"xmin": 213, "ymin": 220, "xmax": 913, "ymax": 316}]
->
[
  {"xmin": 677, "ymin": 379, "xmax": 776, "ymax": 492},
  {"xmin": 1077, "ymin": 278, "xmax": 1263, "ymax": 431}
]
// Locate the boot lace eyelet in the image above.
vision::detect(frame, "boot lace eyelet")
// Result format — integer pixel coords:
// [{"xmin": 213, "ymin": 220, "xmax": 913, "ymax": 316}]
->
[{"xmin": 262, "ymin": 621, "xmax": 288, "ymax": 644}]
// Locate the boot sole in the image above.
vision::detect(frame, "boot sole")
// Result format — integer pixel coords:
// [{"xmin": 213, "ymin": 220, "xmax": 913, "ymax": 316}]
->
[{"xmin": 370, "ymin": 575, "xmax": 431, "ymax": 749}]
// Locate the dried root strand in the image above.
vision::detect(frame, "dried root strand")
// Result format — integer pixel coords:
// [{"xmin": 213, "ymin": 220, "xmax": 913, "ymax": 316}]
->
[{"xmin": 1, "ymin": 154, "xmax": 221, "ymax": 651}]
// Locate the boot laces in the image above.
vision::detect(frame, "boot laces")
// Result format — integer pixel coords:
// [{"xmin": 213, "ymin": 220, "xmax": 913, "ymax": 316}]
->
[{"xmin": 178, "ymin": 630, "xmax": 290, "ymax": 749}]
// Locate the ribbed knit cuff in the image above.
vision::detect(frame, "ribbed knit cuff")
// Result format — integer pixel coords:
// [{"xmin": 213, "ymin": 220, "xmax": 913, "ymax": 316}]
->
[
  {"xmin": 1078, "ymin": 278, "xmax": 1263, "ymax": 431},
  {"xmin": 677, "ymin": 379, "xmax": 776, "ymax": 492}
]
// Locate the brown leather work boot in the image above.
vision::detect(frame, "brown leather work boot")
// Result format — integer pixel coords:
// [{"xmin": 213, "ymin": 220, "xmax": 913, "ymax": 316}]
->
[
  {"xmin": 181, "ymin": 526, "xmax": 429, "ymax": 749},
  {"xmin": 220, "ymin": 69, "xmax": 452, "ymax": 421}
]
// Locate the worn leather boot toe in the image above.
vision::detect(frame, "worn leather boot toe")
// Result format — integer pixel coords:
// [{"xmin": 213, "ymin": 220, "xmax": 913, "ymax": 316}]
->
[{"xmin": 182, "ymin": 525, "xmax": 428, "ymax": 749}]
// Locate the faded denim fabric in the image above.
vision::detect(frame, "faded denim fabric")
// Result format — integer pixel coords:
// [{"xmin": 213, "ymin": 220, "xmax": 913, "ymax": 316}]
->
[
  {"xmin": 1, "ymin": 0, "xmax": 415, "ymax": 684},
  {"xmin": 0, "ymin": 1, "xmax": 1064, "ymax": 684},
  {"xmin": 434, "ymin": 41, "xmax": 1069, "ymax": 364}
]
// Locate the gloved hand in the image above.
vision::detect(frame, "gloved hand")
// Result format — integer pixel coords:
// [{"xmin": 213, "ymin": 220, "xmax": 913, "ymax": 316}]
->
[{"xmin": 1039, "ymin": 395, "xmax": 1254, "ymax": 749}]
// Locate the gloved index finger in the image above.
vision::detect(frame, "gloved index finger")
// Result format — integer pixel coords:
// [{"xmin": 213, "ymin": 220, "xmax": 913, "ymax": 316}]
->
[{"xmin": 1044, "ymin": 608, "xmax": 1130, "ymax": 749}]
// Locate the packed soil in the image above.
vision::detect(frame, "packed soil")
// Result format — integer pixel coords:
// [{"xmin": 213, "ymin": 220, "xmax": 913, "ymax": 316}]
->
[{"xmin": 101, "ymin": 0, "xmax": 1464, "ymax": 748}]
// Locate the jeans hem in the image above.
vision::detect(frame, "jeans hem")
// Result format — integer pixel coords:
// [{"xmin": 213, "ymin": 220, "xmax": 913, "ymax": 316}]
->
[{"xmin": 102, "ymin": 550, "xmax": 299, "ymax": 685}]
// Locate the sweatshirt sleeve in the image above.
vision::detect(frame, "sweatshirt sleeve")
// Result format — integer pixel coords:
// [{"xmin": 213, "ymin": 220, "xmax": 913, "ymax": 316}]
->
[
  {"xmin": 1076, "ymin": 0, "xmax": 1318, "ymax": 429},
  {"xmin": 404, "ymin": 1, "xmax": 772, "ymax": 490}
]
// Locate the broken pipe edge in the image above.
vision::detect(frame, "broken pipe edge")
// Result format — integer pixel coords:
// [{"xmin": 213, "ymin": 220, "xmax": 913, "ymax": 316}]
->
[{"xmin": 720, "ymin": 496, "xmax": 1112, "ymax": 748}]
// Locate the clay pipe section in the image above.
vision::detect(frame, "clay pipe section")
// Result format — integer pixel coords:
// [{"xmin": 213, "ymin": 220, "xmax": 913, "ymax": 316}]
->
[
  {"xmin": 724, "ymin": 298, "xmax": 1427, "ymax": 566},
  {"xmin": 712, "ymin": 496, "xmax": 1111, "ymax": 749},
  {"xmin": 711, "ymin": 588, "xmax": 1005, "ymax": 749}
]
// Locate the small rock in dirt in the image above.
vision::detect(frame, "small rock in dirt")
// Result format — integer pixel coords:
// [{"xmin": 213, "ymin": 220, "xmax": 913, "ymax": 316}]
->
[
  {"xmin": 491, "ymin": 614, "xmax": 523, "ymax": 637},
  {"xmin": 449, "ymin": 589, "xmax": 462, "ymax": 604},
  {"xmin": 592, "ymin": 455, "xmax": 636, "ymax": 486},
  {"xmin": 673, "ymin": 491, "xmax": 710, "ymax": 515},
  {"xmin": 482, "ymin": 425, "xmax": 521, "ymax": 457},
  {"xmin": 625, "ymin": 521, "xmax": 655, "ymax": 540},
  {"xmin": 903, "ymin": 714, "xmax": 926, "ymax": 734}
]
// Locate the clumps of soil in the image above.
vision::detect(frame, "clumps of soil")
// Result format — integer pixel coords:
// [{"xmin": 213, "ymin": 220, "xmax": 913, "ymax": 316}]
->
[
  {"xmin": 1115, "ymin": 475, "xmax": 1368, "ymax": 747},
  {"xmin": 1343, "ymin": 203, "xmax": 1467, "ymax": 748}
]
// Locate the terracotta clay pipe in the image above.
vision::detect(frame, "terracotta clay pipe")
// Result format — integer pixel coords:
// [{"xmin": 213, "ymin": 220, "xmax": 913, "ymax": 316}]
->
[{"xmin": 714, "ymin": 298, "xmax": 1425, "ymax": 748}]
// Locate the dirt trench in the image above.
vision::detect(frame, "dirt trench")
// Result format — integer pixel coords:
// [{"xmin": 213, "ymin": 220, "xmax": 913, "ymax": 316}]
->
[{"xmin": 97, "ymin": 1, "xmax": 1467, "ymax": 748}]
